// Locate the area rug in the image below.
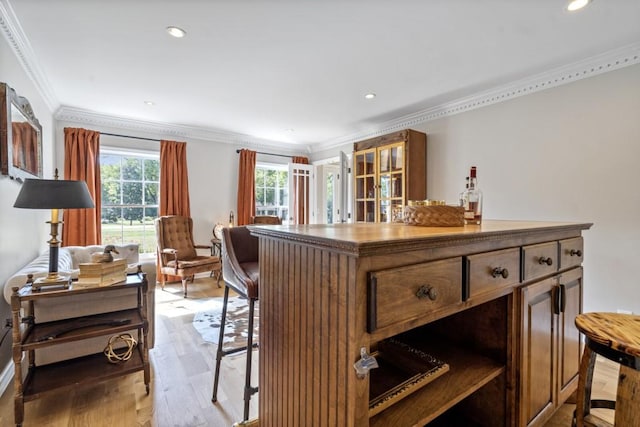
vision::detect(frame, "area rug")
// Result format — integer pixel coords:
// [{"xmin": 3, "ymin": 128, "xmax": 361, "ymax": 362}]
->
[{"xmin": 192, "ymin": 296, "xmax": 259, "ymax": 349}]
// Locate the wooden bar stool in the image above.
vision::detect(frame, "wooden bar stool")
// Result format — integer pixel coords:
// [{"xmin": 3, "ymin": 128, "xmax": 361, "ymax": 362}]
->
[{"xmin": 574, "ymin": 312, "xmax": 640, "ymax": 427}]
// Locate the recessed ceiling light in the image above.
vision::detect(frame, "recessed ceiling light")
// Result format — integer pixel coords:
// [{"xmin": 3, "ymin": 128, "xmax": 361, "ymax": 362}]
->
[
  {"xmin": 285, "ymin": 128, "xmax": 295, "ymax": 133},
  {"xmin": 144, "ymin": 101, "xmax": 155, "ymax": 106},
  {"xmin": 166, "ymin": 26, "xmax": 186, "ymax": 38},
  {"xmin": 364, "ymin": 93, "xmax": 376, "ymax": 100},
  {"xmin": 567, "ymin": 0, "xmax": 591, "ymax": 11}
]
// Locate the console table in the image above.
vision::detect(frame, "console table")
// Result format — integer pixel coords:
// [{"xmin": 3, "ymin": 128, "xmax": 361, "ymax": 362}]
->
[
  {"xmin": 10, "ymin": 271, "xmax": 150, "ymax": 427},
  {"xmin": 250, "ymin": 220, "xmax": 592, "ymax": 427}
]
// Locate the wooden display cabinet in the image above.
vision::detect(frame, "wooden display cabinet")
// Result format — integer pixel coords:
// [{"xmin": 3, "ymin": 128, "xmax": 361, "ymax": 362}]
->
[
  {"xmin": 10, "ymin": 271, "xmax": 150, "ymax": 427},
  {"xmin": 353, "ymin": 129, "xmax": 426, "ymax": 223},
  {"xmin": 251, "ymin": 220, "xmax": 591, "ymax": 426}
]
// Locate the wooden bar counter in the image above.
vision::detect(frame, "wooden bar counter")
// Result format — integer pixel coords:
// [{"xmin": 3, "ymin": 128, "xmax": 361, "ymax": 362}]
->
[{"xmin": 250, "ymin": 220, "xmax": 592, "ymax": 427}]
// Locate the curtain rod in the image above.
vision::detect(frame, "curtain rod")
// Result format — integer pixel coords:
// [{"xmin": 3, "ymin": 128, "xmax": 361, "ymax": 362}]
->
[
  {"xmin": 100, "ymin": 132, "xmax": 161, "ymax": 142},
  {"xmin": 236, "ymin": 149, "xmax": 292, "ymax": 159}
]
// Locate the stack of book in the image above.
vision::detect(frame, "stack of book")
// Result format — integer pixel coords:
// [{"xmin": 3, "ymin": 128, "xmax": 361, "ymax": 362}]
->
[{"xmin": 76, "ymin": 258, "xmax": 127, "ymax": 288}]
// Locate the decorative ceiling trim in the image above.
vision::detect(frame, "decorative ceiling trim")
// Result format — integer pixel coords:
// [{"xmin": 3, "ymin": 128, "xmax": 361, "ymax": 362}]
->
[
  {"xmin": 0, "ymin": 0, "xmax": 58, "ymax": 112},
  {"xmin": 55, "ymin": 105, "xmax": 306, "ymax": 154},
  {"xmin": 314, "ymin": 42, "xmax": 640, "ymax": 152}
]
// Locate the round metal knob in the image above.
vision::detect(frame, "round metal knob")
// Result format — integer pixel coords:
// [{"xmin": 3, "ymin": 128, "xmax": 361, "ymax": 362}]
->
[
  {"xmin": 538, "ymin": 257, "xmax": 553, "ymax": 266},
  {"xmin": 569, "ymin": 249, "xmax": 582, "ymax": 257},
  {"xmin": 492, "ymin": 267, "xmax": 509, "ymax": 279},
  {"xmin": 416, "ymin": 285, "xmax": 438, "ymax": 301}
]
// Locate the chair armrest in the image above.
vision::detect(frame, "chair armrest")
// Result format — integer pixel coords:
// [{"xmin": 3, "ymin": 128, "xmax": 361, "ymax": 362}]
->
[
  {"xmin": 194, "ymin": 244, "xmax": 213, "ymax": 250},
  {"xmin": 161, "ymin": 248, "xmax": 177, "ymax": 255}
]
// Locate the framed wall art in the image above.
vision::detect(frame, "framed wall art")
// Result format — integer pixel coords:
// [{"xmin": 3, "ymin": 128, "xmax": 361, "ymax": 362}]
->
[{"xmin": 1, "ymin": 82, "xmax": 43, "ymax": 181}]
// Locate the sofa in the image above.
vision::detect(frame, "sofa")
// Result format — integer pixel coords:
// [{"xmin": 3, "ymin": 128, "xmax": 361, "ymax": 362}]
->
[{"xmin": 2, "ymin": 244, "xmax": 156, "ymax": 365}]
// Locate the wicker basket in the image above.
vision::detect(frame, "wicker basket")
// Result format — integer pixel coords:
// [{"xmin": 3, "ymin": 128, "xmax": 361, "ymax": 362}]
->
[{"xmin": 403, "ymin": 205, "xmax": 465, "ymax": 227}]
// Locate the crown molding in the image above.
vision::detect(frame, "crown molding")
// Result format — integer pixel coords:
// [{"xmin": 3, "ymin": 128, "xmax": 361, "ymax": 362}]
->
[
  {"xmin": 313, "ymin": 42, "xmax": 640, "ymax": 153},
  {"xmin": 55, "ymin": 106, "xmax": 306, "ymax": 154},
  {"xmin": 0, "ymin": 0, "xmax": 58, "ymax": 112}
]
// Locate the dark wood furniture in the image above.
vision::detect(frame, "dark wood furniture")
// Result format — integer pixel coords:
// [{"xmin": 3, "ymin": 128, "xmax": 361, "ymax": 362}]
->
[
  {"xmin": 574, "ymin": 312, "xmax": 640, "ymax": 427},
  {"xmin": 353, "ymin": 129, "xmax": 426, "ymax": 223},
  {"xmin": 250, "ymin": 220, "xmax": 591, "ymax": 426},
  {"xmin": 155, "ymin": 215, "xmax": 222, "ymax": 296},
  {"xmin": 212, "ymin": 226, "xmax": 260, "ymax": 422},
  {"xmin": 10, "ymin": 271, "xmax": 150, "ymax": 427},
  {"xmin": 251, "ymin": 215, "xmax": 282, "ymax": 225}
]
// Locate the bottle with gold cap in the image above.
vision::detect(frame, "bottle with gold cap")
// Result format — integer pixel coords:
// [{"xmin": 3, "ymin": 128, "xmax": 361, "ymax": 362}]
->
[{"xmin": 463, "ymin": 166, "xmax": 482, "ymax": 225}]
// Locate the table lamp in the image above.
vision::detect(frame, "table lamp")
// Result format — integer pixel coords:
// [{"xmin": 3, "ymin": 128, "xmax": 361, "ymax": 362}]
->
[{"xmin": 13, "ymin": 172, "xmax": 95, "ymax": 290}]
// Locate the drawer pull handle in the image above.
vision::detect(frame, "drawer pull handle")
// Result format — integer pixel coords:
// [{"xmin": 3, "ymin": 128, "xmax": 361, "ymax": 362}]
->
[
  {"xmin": 491, "ymin": 267, "xmax": 509, "ymax": 279},
  {"xmin": 569, "ymin": 249, "xmax": 582, "ymax": 257},
  {"xmin": 538, "ymin": 257, "xmax": 553, "ymax": 266},
  {"xmin": 416, "ymin": 285, "xmax": 438, "ymax": 301}
]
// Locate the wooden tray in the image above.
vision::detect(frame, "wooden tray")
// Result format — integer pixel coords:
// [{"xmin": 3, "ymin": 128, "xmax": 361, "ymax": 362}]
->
[{"xmin": 369, "ymin": 338, "xmax": 450, "ymax": 417}]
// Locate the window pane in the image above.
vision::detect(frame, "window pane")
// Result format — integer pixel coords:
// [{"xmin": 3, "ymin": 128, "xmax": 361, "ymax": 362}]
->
[
  {"xmin": 144, "ymin": 207, "xmax": 158, "ymax": 220},
  {"xmin": 102, "ymin": 207, "xmax": 121, "ymax": 224},
  {"xmin": 101, "ymin": 155, "xmax": 121, "ymax": 180},
  {"xmin": 123, "ymin": 182, "xmax": 143, "ymax": 204},
  {"xmin": 144, "ymin": 159, "xmax": 159, "ymax": 181},
  {"xmin": 144, "ymin": 182, "xmax": 158, "ymax": 204},
  {"xmin": 265, "ymin": 188, "xmax": 275, "ymax": 206},
  {"xmin": 123, "ymin": 207, "xmax": 143, "ymax": 223},
  {"xmin": 102, "ymin": 181, "xmax": 121, "ymax": 205},
  {"xmin": 122, "ymin": 158, "xmax": 142, "ymax": 180}
]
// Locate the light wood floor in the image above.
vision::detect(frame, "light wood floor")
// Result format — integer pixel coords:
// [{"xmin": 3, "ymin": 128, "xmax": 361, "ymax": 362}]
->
[{"xmin": 0, "ymin": 277, "xmax": 619, "ymax": 427}]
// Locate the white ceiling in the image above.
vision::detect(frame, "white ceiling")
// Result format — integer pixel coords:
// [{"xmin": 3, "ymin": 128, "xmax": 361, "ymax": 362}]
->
[{"xmin": 3, "ymin": 0, "xmax": 640, "ymax": 151}]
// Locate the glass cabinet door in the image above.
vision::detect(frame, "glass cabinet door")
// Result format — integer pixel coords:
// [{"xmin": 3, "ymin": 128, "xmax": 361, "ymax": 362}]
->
[
  {"xmin": 354, "ymin": 148, "xmax": 377, "ymax": 223},
  {"xmin": 353, "ymin": 142, "xmax": 405, "ymax": 223}
]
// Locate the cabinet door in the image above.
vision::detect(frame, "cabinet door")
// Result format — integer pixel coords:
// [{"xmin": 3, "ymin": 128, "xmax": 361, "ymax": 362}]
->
[
  {"xmin": 520, "ymin": 277, "xmax": 557, "ymax": 427},
  {"xmin": 557, "ymin": 267, "xmax": 583, "ymax": 403},
  {"xmin": 377, "ymin": 142, "xmax": 404, "ymax": 223},
  {"xmin": 353, "ymin": 148, "xmax": 376, "ymax": 222}
]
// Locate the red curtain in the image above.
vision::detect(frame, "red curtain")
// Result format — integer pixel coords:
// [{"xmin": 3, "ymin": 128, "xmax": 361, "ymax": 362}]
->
[
  {"xmin": 158, "ymin": 140, "xmax": 191, "ymax": 284},
  {"xmin": 159, "ymin": 140, "xmax": 191, "ymax": 216},
  {"xmin": 292, "ymin": 156, "xmax": 309, "ymax": 224},
  {"xmin": 62, "ymin": 127, "xmax": 101, "ymax": 246},
  {"xmin": 236, "ymin": 149, "xmax": 256, "ymax": 226}
]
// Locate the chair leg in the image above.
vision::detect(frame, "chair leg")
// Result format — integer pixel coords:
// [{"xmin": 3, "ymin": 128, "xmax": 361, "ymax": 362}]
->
[
  {"xmin": 181, "ymin": 278, "xmax": 188, "ymax": 298},
  {"xmin": 243, "ymin": 298, "xmax": 258, "ymax": 421},
  {"xmin": 212, "ymin": 286, "xmax": 230, "ymax": 403}
]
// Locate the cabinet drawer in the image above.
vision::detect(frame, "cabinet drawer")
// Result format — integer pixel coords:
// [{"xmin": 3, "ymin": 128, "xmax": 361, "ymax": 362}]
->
[
  {"xmin": 368, "ymin": 257, "xmax": 461, "ymax": 332},
  {"xmin": 559, "ymin": 237, "xmax": 584, "ymax": 270},
  {"xmin": 464, "ymin": 248, "xmax": 521, "ymax": 301},
  {"xmin": 522, "ymin": 241, "xmax": 559, "ymax": 282}
]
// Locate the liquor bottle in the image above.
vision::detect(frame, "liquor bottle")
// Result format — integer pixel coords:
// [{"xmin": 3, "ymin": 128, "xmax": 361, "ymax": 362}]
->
[
  {"xmin": 459, "ymin": 176, "xmax": 469, "ymax": 207},
  {"xmin": 463, "ymin": 166, "xmax": 482, "ymax": 225}
]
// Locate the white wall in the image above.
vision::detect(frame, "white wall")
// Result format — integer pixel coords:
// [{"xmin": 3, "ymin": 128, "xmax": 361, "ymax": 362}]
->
[
  {"xmin": 0, "ymin": 34, "xmax": 55, "ymax": 374},
  {"xmin": 313, "ymin": 63, "xmax": 640, "ymax": 315}
]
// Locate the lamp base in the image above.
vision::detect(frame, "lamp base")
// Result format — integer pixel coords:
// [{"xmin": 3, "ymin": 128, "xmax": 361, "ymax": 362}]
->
[{"xmin": 32, "ymin": 274, "xmax": 71, "ymax": 291}]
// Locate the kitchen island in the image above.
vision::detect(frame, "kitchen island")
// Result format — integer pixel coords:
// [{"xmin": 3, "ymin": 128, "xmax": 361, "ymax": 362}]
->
[{"xmin": 250, "ymin": 220, "xmax": 592, "ymax": 427}]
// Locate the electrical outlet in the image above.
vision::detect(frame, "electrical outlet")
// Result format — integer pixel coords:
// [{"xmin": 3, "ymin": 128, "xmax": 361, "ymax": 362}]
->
[{"xmin": 4, "ymin": 318, "xmax": 11, "ymax": 328}]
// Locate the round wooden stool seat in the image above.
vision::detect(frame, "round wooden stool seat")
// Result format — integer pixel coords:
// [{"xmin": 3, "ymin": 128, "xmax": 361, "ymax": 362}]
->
[{"xmin": 573, "ymin": 312, "xmax": 640, "ymax": 427}]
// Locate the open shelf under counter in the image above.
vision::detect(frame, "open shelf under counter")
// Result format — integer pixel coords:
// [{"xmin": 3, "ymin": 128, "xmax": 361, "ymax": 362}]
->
[{"xmin": 369, "ymin": 339, "xmax": 505, "ymax": 427}]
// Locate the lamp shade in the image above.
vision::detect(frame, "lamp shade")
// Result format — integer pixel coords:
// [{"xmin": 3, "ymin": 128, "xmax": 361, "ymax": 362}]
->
[{"xmin": 14, "ymin": 178, "xmax": 95, "ymax": 209}]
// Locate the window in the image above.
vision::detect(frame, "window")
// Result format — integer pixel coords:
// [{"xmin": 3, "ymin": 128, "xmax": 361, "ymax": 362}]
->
[
  {"xmin": 100, "ymin": 150, "xmax": 159, "ymax": 254},
  {"xmin": 255, "ymin": 164, "xmax": 288, "ymax": 222}
]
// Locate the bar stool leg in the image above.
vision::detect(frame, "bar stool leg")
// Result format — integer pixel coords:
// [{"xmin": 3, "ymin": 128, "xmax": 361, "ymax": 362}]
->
[
  {"xmin": 614, "ymin": 365, "xmax": 640, "ymax": 426},
  {"xmin": 575, "ymin": 345, "xmax": 597, "ymax": 427},
  {"xmin": 212, "ymin": 286, "xmax": 231, "ymax": 402}
]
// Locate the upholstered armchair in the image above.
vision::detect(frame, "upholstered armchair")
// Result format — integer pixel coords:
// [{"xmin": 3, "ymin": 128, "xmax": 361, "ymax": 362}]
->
[
  {"xmin": 250, "ymin": 215, "xmax": 282, "ymax": 225},
  {"xmin": 155, "ymin": 215, "xmax": 221, "ymax": 298}
]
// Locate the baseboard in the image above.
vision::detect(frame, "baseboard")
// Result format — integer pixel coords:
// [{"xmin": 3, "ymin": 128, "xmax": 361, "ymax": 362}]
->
[{"xmin": 0, "ymin": 360, "xmax": 13, "ymax": 397}]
